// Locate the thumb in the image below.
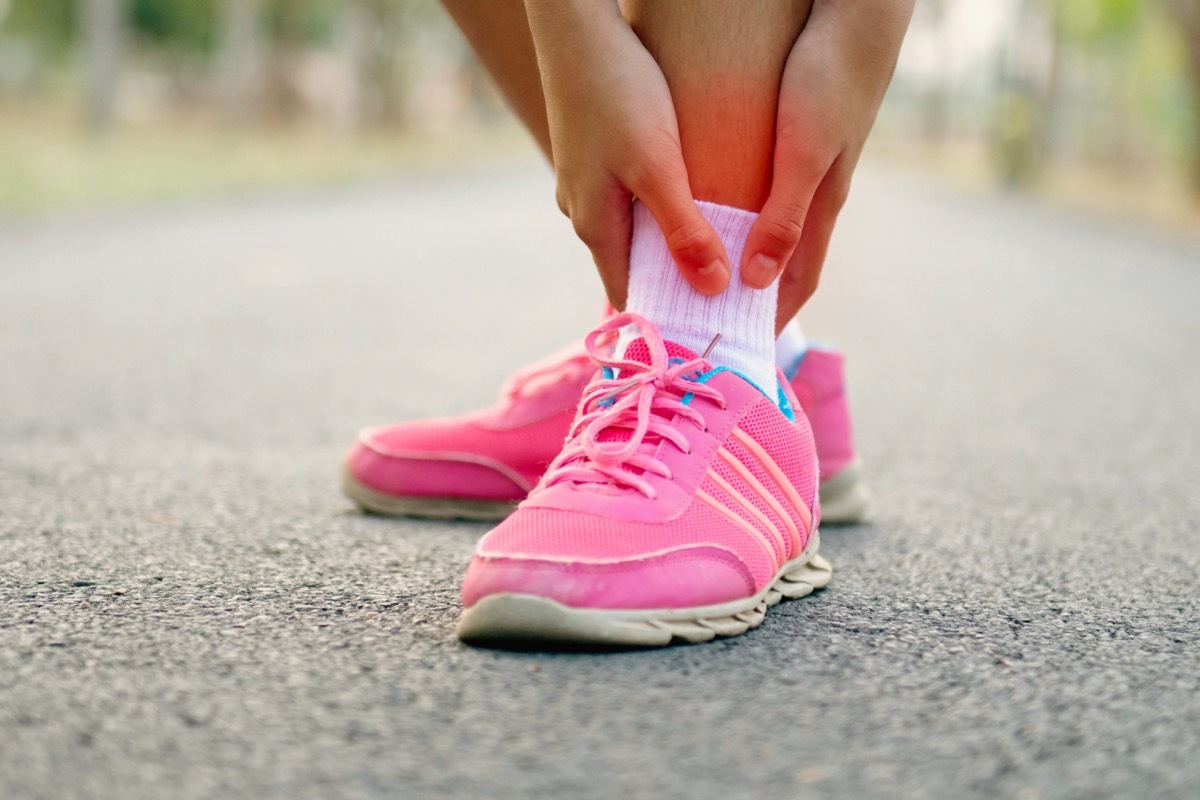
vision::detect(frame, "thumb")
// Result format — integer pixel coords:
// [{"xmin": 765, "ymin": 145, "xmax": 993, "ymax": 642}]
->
[
  {"xmin": 741, "ymin": 151, "xmax": 829, "ymax": 289},
  {"xmin": 632, "ymin": 152, "xmax": 729, "ymax": 296}
]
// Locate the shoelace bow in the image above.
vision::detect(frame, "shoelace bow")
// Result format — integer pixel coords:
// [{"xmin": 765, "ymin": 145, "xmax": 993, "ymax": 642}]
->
[{"xmin": 542, "ymin": 313, "xmax": 726, "ymax": 499}]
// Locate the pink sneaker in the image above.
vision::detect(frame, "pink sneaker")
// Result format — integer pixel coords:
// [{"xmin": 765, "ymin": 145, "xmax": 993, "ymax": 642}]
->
[
  {"xmin": 341, "ymin": 340, "xmax": 601, "ymax": 520},
  {"xmin": 343, "ymin": 337, "xmax": 869, "ymax": 523},
  {"xmin": 456, "ymin": 314, "xmax": 832, "ymax": 646},
  {"xmin": 785, "ymin": 348, "xmax": 871, "ymax": 523}
]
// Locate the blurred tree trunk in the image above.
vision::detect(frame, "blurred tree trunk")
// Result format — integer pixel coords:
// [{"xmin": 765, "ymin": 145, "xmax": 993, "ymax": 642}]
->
[
  {"xmin": 219, "ymin": 0, "xmax": 265, "ymax": 126},
  {"xmin": 1037, "ymin": 13, "xmax": 1064, "ymax": 163},
  {"xmin": 372, "ymin": 2, "xmax": 412, "ymax": 131},
  {"xmin": 922, "ymin": 0, "xmax": 951, "ymax": 144},
  {"xmin": 994, "ymin": 0, "xmax": 1048, "ymax": 187},
  {"xmin": 263, "ymin": 0, "xmax": 306, "ymax": 123},
  {"xmin": 81, "ymin": 0, "xmax": 123, "ymax": 135},
  {"xmin": 1167, "ymin": 0, "xmax": 1200, "ymax": 195},
  {"xmin": 336, "ymin": 0, "xmax": 372, "ymax": 133},
  {"xmin": 337, "ymin": 0, "xmax": 413, "ymax": 133}
]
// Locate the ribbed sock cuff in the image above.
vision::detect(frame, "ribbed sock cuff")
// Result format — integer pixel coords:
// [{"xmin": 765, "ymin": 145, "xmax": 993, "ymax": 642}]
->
[{"xmin": 620, "ymin": 200, "xmax": 780, "ymax": 394}]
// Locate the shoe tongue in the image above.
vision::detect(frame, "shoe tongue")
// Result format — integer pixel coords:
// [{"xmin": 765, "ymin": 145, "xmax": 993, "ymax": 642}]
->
[
  {"xmin": 620, "ymin": 337, "xmax": 702, "ymax": 368},
  {"xmin": 590, "ymin": 334, "xmax": 704, "ymax": 447},
  {"xmin": 573, "ymin": 338, "xmax": 704, "ymax": 496}
]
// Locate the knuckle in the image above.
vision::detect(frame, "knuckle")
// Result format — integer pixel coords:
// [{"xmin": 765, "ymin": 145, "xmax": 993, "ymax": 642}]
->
[
  {"xmin": 570, "ymin": 217, "xmax": 596, "ymax": 245},
  {"xmin": 555, "ymin": 192, "xmax": 570, "ymax": 218},
  {"xmin": 775, "ymin": 130, "xmax": 823, "ymax": 167},
  {"xmin": 624, "ymin": 158, "xmax": 655, "ymax": 194},
  {"xmin": 626, "ymin": 139, "xmax": 683, "ymax": 196},
  {"xmin": 570, "ymin": 215, "xmax": 605, "ymax": 249},
  {"xmin": 662, "ymin": 220, "xmax": 713, "ymax": 262},
  {"xmin": 759, "ymin": 213, "xmax": 805, "ymax": 251}
]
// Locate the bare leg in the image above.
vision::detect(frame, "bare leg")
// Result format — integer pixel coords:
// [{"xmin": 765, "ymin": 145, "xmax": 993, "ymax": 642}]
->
[
  {"xmin": 623, "ymin": 1, "xmax": 811, "ymax": 212},
  {"xmin": 444, "ymin": 0, "xmax": 815, "ymax": 341},
  {"xmin": 443, "ymin": 0, "xmax": 810, "ymax": 213}
]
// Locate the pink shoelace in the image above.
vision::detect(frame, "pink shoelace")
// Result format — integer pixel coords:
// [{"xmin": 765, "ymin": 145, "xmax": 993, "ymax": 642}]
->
[{"xmin": 541, "ymin": 313, "xmax": 727, "ymax": 499}]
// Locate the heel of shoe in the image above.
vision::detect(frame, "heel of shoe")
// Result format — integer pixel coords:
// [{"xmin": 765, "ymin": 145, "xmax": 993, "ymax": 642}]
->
[{"xmin": 818, "ymin": 461, "xmax": 871, "ymax": 524}]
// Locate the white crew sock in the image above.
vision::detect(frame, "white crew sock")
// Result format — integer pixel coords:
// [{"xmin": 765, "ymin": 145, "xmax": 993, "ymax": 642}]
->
[
  {"xmin": 620, "ymin": 200, "xmax": 780, "ymax": 395},
  {"xmin": 774, "ymin": 321, "xmax": 809, "ymax": 376}
]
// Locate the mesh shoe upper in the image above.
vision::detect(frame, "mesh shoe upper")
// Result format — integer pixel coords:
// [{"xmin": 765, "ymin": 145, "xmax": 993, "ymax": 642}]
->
[
  {"xmin": 344, "ymin": 341, "xmax": 597, "ymax": 502},
  {"xmin": 344, "ymin": 326, "xmax": 855, "ymax": 508},
  {"xmin": 788, "ymin": 348, "xmax": 858, "ymax": 481},
  {"xmin": 461, "ymin": 314, "xmax": 820, "ymax": 612}
]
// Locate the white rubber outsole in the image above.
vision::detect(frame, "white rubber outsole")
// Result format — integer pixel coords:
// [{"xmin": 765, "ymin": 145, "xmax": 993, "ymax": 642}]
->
[
  {"xmin": 341, "ymin": 469, "xmax": 517, "ymax": 522},
  {"xmin": 456, "ymin": 531, "xmax": 832, "ymax": 648},
  {"xmin": 816, "ymin": 462, "xmax": 871, "ymax": 524}
]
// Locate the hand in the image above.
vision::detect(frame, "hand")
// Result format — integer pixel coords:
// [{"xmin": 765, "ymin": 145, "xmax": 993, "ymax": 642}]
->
[
  {"xmin": 524, "ymin": 1, "xmax": 730, "ymax": 309},
  {"xmin": 739, "ymin": 0, "xmax": 915, "ymax": 331}
]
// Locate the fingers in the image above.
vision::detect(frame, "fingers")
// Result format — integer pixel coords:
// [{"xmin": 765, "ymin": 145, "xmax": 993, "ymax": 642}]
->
[
  {"xmin": 773, "ymin": 165, "xmax": 850, "ymax": 331},
  {"xmin": 741, "ymin": 136, "xmax": 834, "ymax": 290},
  {"xmin": 773, "ymin": 227, "xmax": 828, "ymax": 334},
  {"xmin": 633, "ymin": 148, "xmax": 730, "ymax": 296},
  {"xmin": 566, "ymin": 181, "xmax": 634, "ymax": 311}
]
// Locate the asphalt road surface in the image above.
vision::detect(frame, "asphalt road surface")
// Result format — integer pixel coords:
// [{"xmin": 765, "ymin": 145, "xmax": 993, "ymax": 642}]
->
[{"xmin": 2, "ymin": 158, "xmax": 1198, "ymax": 799}]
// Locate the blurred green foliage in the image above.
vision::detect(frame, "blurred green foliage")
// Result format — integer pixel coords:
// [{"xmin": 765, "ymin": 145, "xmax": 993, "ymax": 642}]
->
[
  {"xmin": 129, "ymin": 0, "xmax": 217, "ymax": 52},
  {"xmin": 2, "ymin": 0, "xmax": 76, "ymax": 50},
  {"xmin": 990, "ymin": 0, "xmax": 1197, "ymax": 187},
  {"xmin": 0, "ymin": 0, "xmax": 434, "ymax": 51},
  {"xmin": 1052, "ymin": 0, "xmax": 1144, "ymax": 44},
  {"xmin": 1, "ymin": 0, "xmax": 1197, "ymax": 208}
]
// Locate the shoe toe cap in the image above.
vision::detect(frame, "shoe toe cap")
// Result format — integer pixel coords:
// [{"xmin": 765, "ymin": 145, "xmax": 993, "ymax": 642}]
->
[
  {"xmin": 344, "ymin": 431, "xmax": 530, "ymax": 501},
  {"xmin": 460, "ymin": 545, "xmax": 756, "ymax": 611}
]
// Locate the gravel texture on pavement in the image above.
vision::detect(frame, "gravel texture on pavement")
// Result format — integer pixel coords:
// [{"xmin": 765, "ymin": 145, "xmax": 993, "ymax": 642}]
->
[{"xmin": 1, "ymin": 160, "xmax": 1198, "ymax": 799}]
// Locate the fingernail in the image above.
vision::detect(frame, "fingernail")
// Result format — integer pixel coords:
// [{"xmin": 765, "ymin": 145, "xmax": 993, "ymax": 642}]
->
[
  {"xmin": 748, "ymin": 253, "xmax": 778, "ymax": 285},
  {"xmin": 697, "ymin": 260, "xmax": 725, "ymax": 278}
]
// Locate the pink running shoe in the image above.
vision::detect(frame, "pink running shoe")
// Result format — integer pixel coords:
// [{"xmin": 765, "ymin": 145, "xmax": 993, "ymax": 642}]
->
[
  {"xmin": 342, "ymin": 340, "xmax": 601, "ymax": 520},
  {"xmin": 343, "ymin": 335, "xmax": 869, "ymax": 523},
  {"xmin": 785, "ymin": 348, "xmax": 871, "ymax": 523},
  {"xmin": 456, "ymin": 314, "xmax": 832, "ymax": 646}
]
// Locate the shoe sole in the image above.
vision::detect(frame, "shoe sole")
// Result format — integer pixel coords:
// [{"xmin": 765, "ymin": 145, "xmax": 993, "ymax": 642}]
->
[
  {"xmin": 341, "ymin": 468, "xmax": 517, "ymax": 522},
  {"xmin": 817, "ymin": 461, "xmax": 871, "ymax": 524},
  {"xmin": 456, "ymin": 531, "xmax": 832, "ymax": 647}
]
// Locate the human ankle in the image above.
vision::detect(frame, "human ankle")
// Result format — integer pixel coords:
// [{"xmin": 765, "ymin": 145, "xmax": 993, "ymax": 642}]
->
[{"xmin": 619, "ymin": 200, "xmax": 780, "ymax": 395}]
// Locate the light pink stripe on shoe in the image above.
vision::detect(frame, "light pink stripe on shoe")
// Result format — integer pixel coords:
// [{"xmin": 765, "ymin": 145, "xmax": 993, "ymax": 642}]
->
[
  {"xmin": 729, "ymin": 428, "xmax": 814, "ymax": 537},
  {"xmin": 704, "ymin": 468, "xmax": 787, "ymax": 562},
  {"xmin": 714, "ymin": 447, "xmax": 802, "ymax": 559},
  {"xmin": 695, "ymin": 489, "xmax": 780, "ymax": 573}
]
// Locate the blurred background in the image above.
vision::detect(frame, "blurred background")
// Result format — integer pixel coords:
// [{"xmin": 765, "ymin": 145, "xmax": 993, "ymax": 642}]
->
[{"xmin": 0, "ymin": 0, "xmax": 1198, "ymax": 229}]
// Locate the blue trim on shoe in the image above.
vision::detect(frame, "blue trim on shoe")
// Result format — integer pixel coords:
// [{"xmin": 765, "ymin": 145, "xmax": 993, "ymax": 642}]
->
[
  {"xmin": 596, "ymin": 366, "xmax": 618, "ymax": 408},
  {"xmin": 776, "ymin": 381, "xmax": 796, "ymax": 422},
  {"xmin": 681, "ymin": 366, "xmax": 793, "ymax": 419}
]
